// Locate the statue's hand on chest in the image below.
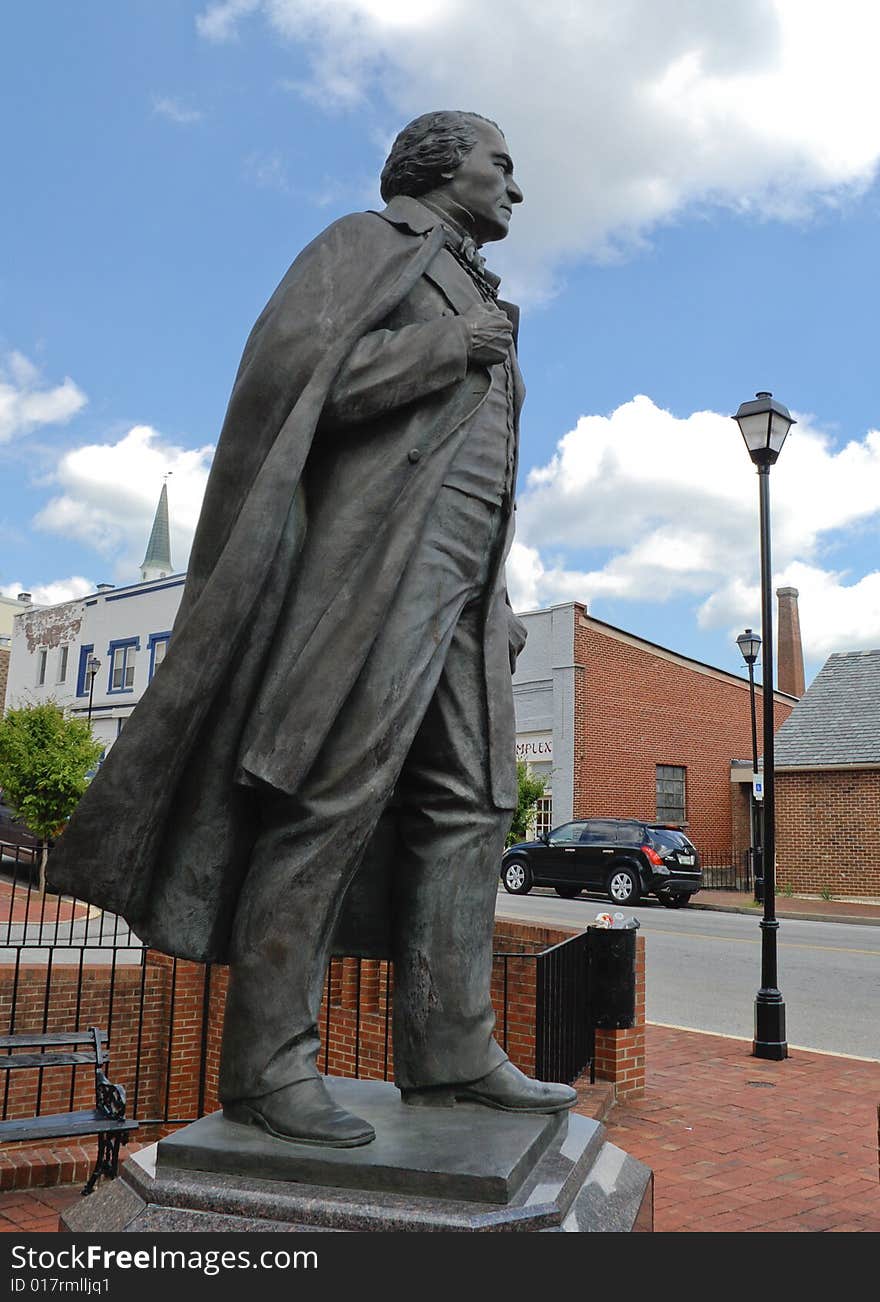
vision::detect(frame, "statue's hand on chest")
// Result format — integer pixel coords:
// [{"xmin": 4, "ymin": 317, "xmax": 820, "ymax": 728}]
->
[{"xmin": 461, "ymin": 304, "xmax": 514, "ymax": 365}]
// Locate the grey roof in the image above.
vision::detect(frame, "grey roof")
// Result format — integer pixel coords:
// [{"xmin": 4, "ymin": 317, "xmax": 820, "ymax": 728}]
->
[
  {"xmin": 774, "ymin": 650, "xmax": 880, "ymax": 767},
  {"xmin": 140, "ymin": 483, "xmax": 172, "ymax": 575}
]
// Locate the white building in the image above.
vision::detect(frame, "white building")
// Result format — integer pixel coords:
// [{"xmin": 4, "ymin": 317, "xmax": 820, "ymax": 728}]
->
[
  {"xmin": 4, "ymin": 576, "xmax": 185, "ymax": 753},
  {"xmin": 0, "ymin": 594, "xmax": 31, "ymax": 652},
  {"xmin": 3, "ymin": 489, "xmax": 184, "ymax": 754}
]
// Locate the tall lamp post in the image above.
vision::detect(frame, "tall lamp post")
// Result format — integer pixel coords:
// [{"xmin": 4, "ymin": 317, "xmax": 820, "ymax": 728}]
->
[
  {"xmin": 736, "ymin": 628, "xmax": 762, "ymax": 904},
  {"xmin": 86, "ymin": 656, "xmax": 101, "ymax": 727},
  {"xmin": 733, "ymin": 391, "xmax": 794, "ymax": 1061}
]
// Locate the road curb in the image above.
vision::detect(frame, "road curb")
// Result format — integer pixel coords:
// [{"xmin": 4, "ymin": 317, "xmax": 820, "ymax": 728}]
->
[{"xmin": 691, "ymin": 901, "xmax": 880, "ymax": 927}]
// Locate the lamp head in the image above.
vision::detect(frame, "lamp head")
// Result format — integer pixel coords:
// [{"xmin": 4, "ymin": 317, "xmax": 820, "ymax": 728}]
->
[
  {"xmin": 733, "ymin": 391, "xmax": 795, "ymax": 466},
  {"xmin": 736, "ymin": 628, "xmax": 761, "ymax": 666}
]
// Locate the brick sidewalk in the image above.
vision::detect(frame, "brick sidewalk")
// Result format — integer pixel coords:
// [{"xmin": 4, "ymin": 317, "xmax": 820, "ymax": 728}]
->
[
  {"xmin": 0, "ymin": 877, "xmax": 92, "ymax": 928},
  {"xmin": 600, "ymin": 1024, "xmax": 880, "ymax": 1232},
  {"xmin": 694, "ymin": 889, "xmax": 880, "ymax": 926},
  {"xmin": 2, "ymin": 1023, "xmax": 878, "ymax": 1232}
]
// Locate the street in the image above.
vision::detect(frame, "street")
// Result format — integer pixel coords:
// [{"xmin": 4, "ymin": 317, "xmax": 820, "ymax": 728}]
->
[{"xmin": 496, "ymin": 888, "xmax": 880, "ymax": 1060}]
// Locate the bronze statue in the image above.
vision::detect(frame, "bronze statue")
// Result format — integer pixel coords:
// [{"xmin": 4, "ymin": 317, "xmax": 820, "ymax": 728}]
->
[{"xmin": 48, "ymin": 111, "xmax": 576, "ymax": 1146}]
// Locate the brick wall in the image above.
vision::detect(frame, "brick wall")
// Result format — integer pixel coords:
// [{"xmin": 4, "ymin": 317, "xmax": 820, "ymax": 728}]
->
[
  {"xmin": 0, "ymin": 917, "xmax": 646, "ymax": 1154},
  {"xmin": 573, "ymin": 615, "xmax": 793, "ymax": 851},
  {"xmin": 776, "ymin": 768, "xmax": 880, "ymax": 897},
  {"xmin": 0, "ymin": 961, "xmax": 169, "ymax": 1128}
]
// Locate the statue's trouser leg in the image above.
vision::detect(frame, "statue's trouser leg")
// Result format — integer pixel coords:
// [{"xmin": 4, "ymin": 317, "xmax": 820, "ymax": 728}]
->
[
  {"xmin": 391, "ymin": 602, "xmax": 512, "ymax": 1089},
  {"xmin": 219, "ymin": 487, "xmax": 511, "ymax": 1104}
]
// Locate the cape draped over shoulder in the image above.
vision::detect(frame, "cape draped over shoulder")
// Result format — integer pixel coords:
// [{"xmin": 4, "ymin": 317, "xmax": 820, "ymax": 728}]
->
[{"xmin": 47, "ymin": 205, "xmax": 520, "ymax": 963}]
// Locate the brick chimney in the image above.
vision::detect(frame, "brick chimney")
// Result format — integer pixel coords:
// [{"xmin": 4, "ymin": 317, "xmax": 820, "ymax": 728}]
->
[{"xmin": 776, "ymin": 587, "xmax": 805, "ymax": 697}]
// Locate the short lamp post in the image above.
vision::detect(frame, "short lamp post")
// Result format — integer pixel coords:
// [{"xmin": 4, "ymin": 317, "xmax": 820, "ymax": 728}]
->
[
  {"xmin": 733, "ymin": 391, "xmax": 795, "ymax": 1061},
  {"xmin": 86, "ymin": 656, "xmax": 102, "ymax": 727},
  {"xmin": 736, "ymin": 628, "xmax": 763, "ymax": 904}
]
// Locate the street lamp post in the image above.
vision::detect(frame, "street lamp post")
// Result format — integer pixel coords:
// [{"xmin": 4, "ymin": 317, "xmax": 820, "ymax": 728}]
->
[
  {"xmin": 86, "ymin": 656, "xmax": 102, "ymax": 727},
  {"xmin": 736, "ymin": 628, "xmax": 763, "ymax": 904},
  {"xmin": 733, "ymin": 391, "xmax": 795, "ymax": 1062}
]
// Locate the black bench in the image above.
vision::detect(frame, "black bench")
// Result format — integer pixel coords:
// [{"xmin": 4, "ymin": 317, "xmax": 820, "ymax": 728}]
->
[{"xmin": 0, "ymin": 1027, "xmax": 138, "ymax": 1195}]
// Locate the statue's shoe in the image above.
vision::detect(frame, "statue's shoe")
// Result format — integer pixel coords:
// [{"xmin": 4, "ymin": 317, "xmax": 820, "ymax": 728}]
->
[
  {"xmin": 401, "ymin": 1061, "xmax": 577, "ymax": 1114},
  {"xmin": 223, "ymin": 1078, "xmax": 376, "ymax": 1147}
]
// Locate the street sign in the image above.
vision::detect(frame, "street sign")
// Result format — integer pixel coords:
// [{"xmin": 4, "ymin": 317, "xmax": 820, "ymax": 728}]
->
[{"xmin": 752, "ymin": 773, "xmax": 764, "ymax": 801}]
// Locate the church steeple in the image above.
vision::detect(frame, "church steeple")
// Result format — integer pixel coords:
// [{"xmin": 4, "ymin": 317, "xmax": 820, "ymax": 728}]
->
[{"xmin": 140, "ymin": 480, "xmax": 173, "ymax": 582}]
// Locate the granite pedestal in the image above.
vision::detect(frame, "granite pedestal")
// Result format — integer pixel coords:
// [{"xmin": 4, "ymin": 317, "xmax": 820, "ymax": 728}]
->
[{"xmin": 61, "ymin": 1077, "xmax": 652, "ymax": 1233}]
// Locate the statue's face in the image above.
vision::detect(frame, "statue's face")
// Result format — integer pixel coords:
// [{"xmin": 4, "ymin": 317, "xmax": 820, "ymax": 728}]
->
[{"xmin": 443, "ymin": 119, "xmax": 523, "ymax": 245}]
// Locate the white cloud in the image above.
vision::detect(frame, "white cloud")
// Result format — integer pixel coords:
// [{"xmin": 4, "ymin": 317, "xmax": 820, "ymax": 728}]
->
[
  {"xmin": 244, "ymin": 151, "xmax": 291, "ymax": 192},
  {"xmin": 508, "ymin": 395, "xmax": 880, "ymax": 661},
  {"xmin": 0, "ymin": 352, "xmax": 87, "ymax": 444},
  {"xmin": 0, "ymin": 578, "xmax": 96, "ymax": 606},
  {"xmin": 196, "ymin": 0, "xmax": 261, "ymax": 42},
  {"xmin": 196, "ymin": 0, "xmax": 880, "ymax": 298},
  {"xmin": 152, "ymin": 96, "xmax": 205, "ymax": 125},
  {"xmin": 33, "ymin": 425, "xmax": 213, "ymax": 582}
]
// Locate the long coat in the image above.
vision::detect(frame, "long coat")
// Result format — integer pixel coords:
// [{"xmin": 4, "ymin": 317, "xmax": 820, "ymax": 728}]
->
[{"xmin": 47, "ymin": 196, "xmax": 525, "ymax": 963}]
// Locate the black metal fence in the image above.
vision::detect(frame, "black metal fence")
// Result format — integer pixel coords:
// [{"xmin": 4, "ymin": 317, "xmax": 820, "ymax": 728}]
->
[
  {"xmin": 0, "ymin": 854, "xmax": 157, "ymax": 1127},
  {"xmin": 0, "ymin": 857, "xmax": 624, "ymax": 1130},
  {"xmin": 533, "ymin": 931, "xmax": 591, "ymax": 1083},
  {"xmin": 699, "ymin": 847, "xmax": 754, "ymax": 892}
]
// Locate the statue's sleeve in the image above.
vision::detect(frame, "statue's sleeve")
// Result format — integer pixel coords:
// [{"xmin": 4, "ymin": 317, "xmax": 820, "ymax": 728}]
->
[{"xmin": 321, "ymin": 316, "xmax": 470, "ymax": 427}]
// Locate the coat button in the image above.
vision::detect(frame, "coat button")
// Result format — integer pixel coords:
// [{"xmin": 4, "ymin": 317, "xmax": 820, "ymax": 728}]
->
[{"xmin": 408, "ymin": 448, "xmax": 422, "ymax": 463}]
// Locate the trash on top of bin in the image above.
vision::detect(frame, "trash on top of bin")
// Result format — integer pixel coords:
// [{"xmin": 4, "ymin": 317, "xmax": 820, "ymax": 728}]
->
[{"xmin": 591, "ymin": 911, "xmax": 640, "ymax": 930}]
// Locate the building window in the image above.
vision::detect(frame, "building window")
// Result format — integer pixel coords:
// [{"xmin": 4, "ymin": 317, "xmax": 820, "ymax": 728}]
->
[
  {"xmin": 533, "ymin": 795, "xmax": 553, "ymax": 837},
  {"xmin": 656, "ymin": 764, "xmax": 686, "ymax": 824},
  {"xmin": 57, "ymin": 645, "xmax": 69, "ymax": 683},
  {"xmin": 107, "ymin": 639, "xmax": 139, "ymax": 693},
  {"xmin": 76, "ymin": 645, "xmax": 94, "ymax": 696},
  {"xmin": 76, "ymin": 645, "xmax": 95, "ymax": 696},
  {"xmin": 147, "ymin": 631, "xmax": 172, "ymax": 681},
  {"xmin": 36, "ymin": 649, "xmax": 47, "ymax": 686}
]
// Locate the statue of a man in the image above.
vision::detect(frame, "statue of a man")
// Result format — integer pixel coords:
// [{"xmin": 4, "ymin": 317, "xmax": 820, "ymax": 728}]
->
[{"xmin": 48, "ymin": 110, "xmax": 576, "ymax": 1146}]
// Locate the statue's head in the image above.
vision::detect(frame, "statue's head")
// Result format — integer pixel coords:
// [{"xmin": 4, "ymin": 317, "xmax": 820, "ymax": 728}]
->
[{"xmin": 380, "ymin": 110, "xmax": 523, "ymax": 245}]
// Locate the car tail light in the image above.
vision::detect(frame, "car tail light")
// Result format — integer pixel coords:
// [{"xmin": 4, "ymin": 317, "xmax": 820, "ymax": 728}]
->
[{"xmin": 641, "ymin": 845, "xmax": 664, "ymax": 866}]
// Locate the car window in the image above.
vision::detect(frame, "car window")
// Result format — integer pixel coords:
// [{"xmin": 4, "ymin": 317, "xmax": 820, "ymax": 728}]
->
[
  {"xmin": 547, "ymin": 822, "xmax": 588, "ymax": 844},
  {"xmin": 648, "ymin": 828, "xmax": 695, "ymax": 853},
  {"xmin": 579, "ymin": 821, "xmax": 621, "ymax": 844}
]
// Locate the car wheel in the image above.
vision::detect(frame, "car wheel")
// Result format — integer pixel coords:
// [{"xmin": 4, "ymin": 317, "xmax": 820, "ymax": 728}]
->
[
  {"xmin": 667, "ymin": 895, "xmax": 689, "ymax": 908},
  {"xmin": 502, "ymin": 859, "xmax": 533, "ymax": 895},
  {"xmin": 608, "ymin": 867, "xmax": 640, "ymax": 905},
  {"xmin": 555, "ymin": 884, "xmax": 582, "ymax": 899}
]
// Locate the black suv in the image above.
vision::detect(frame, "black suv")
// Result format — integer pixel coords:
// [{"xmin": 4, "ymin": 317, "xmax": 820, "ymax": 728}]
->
[{"xmin": 501, "ymin": 818, "xmax": 702, "ymax": 908}]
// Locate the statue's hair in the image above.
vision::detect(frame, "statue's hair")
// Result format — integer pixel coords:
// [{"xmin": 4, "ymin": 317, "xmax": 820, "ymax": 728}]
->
[{"xmin": 380, "ymin": 111, "xmax": 502, "ymax": 202}]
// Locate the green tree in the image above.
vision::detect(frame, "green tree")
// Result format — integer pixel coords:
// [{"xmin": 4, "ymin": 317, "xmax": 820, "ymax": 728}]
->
[
  {"xmin": 0, "ymin": 702, "xmax": 103, "ymax": 893},
  {"xmin": 506, "ymin": 759, "xmax": 547, "ymax": 847}
]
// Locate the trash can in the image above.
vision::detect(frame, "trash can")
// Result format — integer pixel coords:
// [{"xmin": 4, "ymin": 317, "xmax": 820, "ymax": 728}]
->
[{"xmin": 586, "ymin": 925, "xmax": 637, "ymax": 1030}]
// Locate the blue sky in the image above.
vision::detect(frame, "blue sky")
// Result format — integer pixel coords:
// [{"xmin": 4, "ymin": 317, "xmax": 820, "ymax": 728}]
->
[{"xmin": 4, "ymin": 1, "xmax": 880, "ymax": 687}]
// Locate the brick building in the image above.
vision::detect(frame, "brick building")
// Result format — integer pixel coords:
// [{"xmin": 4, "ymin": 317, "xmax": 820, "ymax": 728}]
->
[
  {"xmin": 775, "ymin": 649, "xmax": 880, "ymax": 898},
  {"xmin": 513, "ymin": 602, "xmax": 795, "ymax": 854}
]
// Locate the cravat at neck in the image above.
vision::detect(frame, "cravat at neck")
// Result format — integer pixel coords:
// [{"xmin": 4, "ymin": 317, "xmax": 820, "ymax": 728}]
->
[{"xmin": 414, "ymin": 197, "xmax": 502, "ymax": 300}]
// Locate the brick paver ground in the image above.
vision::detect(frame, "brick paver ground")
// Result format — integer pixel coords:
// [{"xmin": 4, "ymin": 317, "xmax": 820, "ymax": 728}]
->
[
  {"xmin": 1, "ymin": 934, "xmax": 878, "ymax": 1235},
  {"xmin": 4, "ymin": 1022, "xmax": 878, "ymax": 1232},
  {"xmin": 0, "ymin": 877, "xmax": 92, "ymax": 928},
  {"xmin": 601, "ymin": 1024, "xmax": 880, "ymax": 1232},
  {"xmin": 0, "ymin": 1184, "xmax": 80, "ymax": 1232}
]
